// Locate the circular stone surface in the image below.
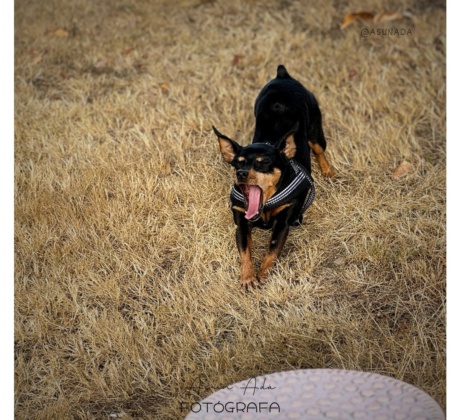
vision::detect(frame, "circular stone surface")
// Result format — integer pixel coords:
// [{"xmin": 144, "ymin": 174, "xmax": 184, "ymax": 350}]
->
[{"xmin": 184, "ymin": 369, "xmax": 444, "ymax": 419}]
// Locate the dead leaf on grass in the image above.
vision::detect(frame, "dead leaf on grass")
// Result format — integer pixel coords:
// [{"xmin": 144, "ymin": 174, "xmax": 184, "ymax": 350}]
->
[
  {"xmin": 340, "ymin": 10, "xmax": 407, "ymax": 30},
  {"xmin": 392, "ymin": 161, "xmax": 413, "ymax": 180},
  {"xmin": 27, "ymin": 50, "xmax": 45, "ymax": 65},
  {"xmin": 340, "ymin": 12, "xmax": 374, "ymax": 30},
  {"xmin": 90, "ymin": 59, "xmax": 112, "ymax": 75},
  {"xmin": 348, "ymin": 68, "xmax": 358, "ymax": 80},
  {"xmin": 93, "ymin": 59, "xmax": 110, "ymax": 69},
  {"xmin": 31, "ymin": 56, "xmax": 43, "ymax": 65},
  {"xmin": 46, "ymin": 28, "xmax": 70, "ymax": 38},
  {"xmin": 373, "ymin": 11, "xmax": 404, "ymax": 23},
  {"xmin": 232, "ymin": 54, "xmax": 244, "ymax": 66}
]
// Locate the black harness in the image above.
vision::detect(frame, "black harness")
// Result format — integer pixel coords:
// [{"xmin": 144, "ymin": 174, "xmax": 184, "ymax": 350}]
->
[{"xmin": 230, "ymin": 159, "xmax": 315, "ymax": 217}]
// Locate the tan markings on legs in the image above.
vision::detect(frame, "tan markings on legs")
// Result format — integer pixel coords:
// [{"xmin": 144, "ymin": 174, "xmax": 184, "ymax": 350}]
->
[
  {"xmin": 239, "ymin": 232, "xmax": 258, "ymax": 287},
  {"xmin": 308, "ymin": 141, "xmax": 335, "ymax": 178},
  {"xmin": 257, "ymin": 252, "xmax": 278, "ymax": 283},
  {"xmin": 282, "ymin": 133, "xmax": 296, "ymax": 159},
  {"xmin": 257, "ymin": 217, "xmax": 290, "ymax": 283}
]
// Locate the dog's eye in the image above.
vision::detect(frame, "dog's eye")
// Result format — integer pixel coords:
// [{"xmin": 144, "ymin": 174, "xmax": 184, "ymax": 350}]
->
[
  {"xmin": 254, "ymin": 158, "xmax": 271, "ymax": 169},
  {"xmin": 233, "ymin": 158, "xmax": 245, "ymax": 169}
]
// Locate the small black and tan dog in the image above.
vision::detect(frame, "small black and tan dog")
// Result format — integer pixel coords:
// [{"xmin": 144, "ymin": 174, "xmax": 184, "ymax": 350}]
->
[{"xmin": 213, "ymin": 65, "xmax": 334, "ymax": 288}]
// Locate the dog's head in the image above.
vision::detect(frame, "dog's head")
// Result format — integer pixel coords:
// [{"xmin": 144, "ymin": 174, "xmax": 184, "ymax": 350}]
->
[{"xmin": 213, "ymin": 124, "xmax": 298, "ymax": 220}]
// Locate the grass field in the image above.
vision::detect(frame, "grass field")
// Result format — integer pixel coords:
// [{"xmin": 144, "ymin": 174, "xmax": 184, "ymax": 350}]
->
[{"xmin": 14, "ymin": 0, "xmax": 446, "ymax": 418}]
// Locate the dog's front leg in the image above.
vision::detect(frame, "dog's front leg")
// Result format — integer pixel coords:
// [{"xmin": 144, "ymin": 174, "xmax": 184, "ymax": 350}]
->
[
  {"xmin": 235, "ymin": 213, "xmax": 258, "ymax": 288},
  {"xmin": 257, "ymin": 218, "xmax": 289, "ymax": 283}
]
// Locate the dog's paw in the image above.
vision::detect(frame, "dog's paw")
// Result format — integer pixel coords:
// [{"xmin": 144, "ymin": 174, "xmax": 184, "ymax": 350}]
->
[
  {"xmin": 240, "ymin": 275, "xmax": 260, "ymax": 289},
  {"xmin": 257, "ymin": 254, "xmax": 277, "ymax": 283},
  {"xmin": 322, "ymin": 167, "xmax": 335, "ymax": 178},
  {"xmin": 256, "ymin": 268, "xmax": 270, "ymax": 284}
]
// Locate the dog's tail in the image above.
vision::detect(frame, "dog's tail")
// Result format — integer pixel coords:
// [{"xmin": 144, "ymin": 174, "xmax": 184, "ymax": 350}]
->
[{"xmin": 276, "ymin": 65, "xmax": 291, "ymax": 79}]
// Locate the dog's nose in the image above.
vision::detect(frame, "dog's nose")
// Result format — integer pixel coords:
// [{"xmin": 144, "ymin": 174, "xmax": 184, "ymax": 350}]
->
[{"xmin": 236, "ymin": 169, "xmax": 249, "ymax": 180}]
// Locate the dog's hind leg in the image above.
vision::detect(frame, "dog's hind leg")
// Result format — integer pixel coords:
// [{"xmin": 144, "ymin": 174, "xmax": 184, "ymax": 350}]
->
[
  {"xmin": 307, "ymin": 101, "xmax": 335, "ymax": 178},
  {"xmin": 308, "ymin": 140, "xmax": 335, "ymax": 178}
]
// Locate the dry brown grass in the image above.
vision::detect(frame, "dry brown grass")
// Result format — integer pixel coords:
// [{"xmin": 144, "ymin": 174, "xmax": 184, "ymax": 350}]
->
[{"xmin": 14, "ymin": 0, "xmax": 445, "ymax": 418}]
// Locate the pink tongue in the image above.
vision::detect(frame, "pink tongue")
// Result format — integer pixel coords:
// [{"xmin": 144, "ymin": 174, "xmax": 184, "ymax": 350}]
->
[{"xmin": 245, "ymin": 186, "xmax": 261, "ymax": 220}]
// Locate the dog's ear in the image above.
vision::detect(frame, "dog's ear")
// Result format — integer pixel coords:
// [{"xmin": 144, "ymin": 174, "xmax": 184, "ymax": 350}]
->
[
  {"xmin": 276, "ymin": 122, "xmax": 299, "ymax": 159},
  {"xmin": 213, "ymin": 126, "xmax": 241, "ymax": 163}
]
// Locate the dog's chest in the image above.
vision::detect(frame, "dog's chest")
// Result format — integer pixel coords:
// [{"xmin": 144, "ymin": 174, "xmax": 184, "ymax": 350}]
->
[{"xmin": 259, "ymin": 203, "xmax": 291, "ymax": 226}]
